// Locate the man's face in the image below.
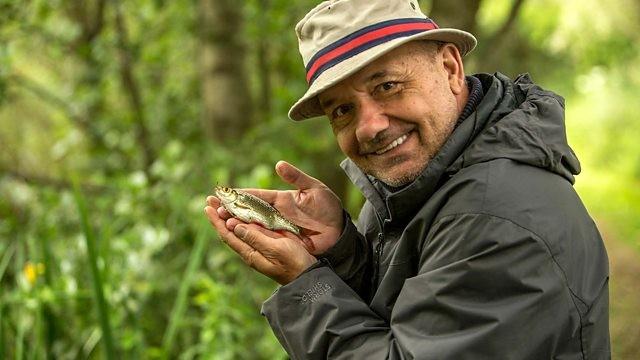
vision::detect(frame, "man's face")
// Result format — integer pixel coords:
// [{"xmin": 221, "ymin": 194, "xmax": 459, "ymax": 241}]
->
[{"xmin": 318, "ymin": 41, "xmax": 467, "ymax": 187}]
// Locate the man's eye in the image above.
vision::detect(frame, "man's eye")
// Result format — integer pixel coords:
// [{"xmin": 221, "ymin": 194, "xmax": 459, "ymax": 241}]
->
[
  {"xmin": 374, "ymin": 81, "xmax": 401, "ymax": 97},
  {"xmin": 333, "ymin": 104, "xmax": 352, "ymax": 118},
  {"xmin": 380, "ymin": 82, "xmax": 396, "ymax": 91}
]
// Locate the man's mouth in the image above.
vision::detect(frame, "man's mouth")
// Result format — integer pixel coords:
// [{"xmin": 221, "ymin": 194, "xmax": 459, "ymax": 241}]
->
[{"xmin": 374, "ymin": 133, "xmax": 410, "ymax": 155}]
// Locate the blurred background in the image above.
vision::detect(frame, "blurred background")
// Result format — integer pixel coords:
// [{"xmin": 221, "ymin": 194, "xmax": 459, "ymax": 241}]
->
[{"xmin": 1, "ymin": 0, "xmax": 638, "ymax": 358}]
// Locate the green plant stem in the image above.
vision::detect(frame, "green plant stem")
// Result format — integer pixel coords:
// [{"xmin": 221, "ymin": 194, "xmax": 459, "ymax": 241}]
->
[
  {"xmin": 161, "ymin": 222, "xmax": 210, "ymax": 357},
  {"xmin": 14, "ymin": 237, "xmax": 25, "ymax": 360},
  {"xmin": 0, "ymin": 243, "xmax": 15, "ymax": 283},
  {"xmin": 73, "ymin": 182, "xmax": 116, "ymax": 360},
  {"xmin": 39, "ymin": 223, "xmax": 58, "ymax": 358},
  {"xmin": 0, "ymin": 298, "xmax": 4, "ymax": 359},
  {"xmin": 15, "ymin": 307, "xmax": 23, "ymax": 360}
]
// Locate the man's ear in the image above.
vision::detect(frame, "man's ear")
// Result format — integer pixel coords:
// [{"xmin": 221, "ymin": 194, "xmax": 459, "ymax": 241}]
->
[{"xmin": 440, "ymin": 43, "xmax": 466, "ymax": 95}]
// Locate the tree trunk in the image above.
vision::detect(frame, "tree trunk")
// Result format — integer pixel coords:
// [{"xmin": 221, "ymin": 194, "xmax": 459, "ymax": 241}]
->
[
  {"xmin": 114, "ymin": 0, "xmax": 156, "ymax": 180},
  {"xmin": 198, "ymin": 0, "xmax": 253, "ymax": 142},
  {"xmin": 428, "ymin": 0, "xmax": 529, "ymax": 73},
  {"xmin": 256, "ymin": 0, "xmax": 272, "ymax": 119},
  {"xmin": 428, "ymin": 0, "xmax": 482, "ymax": 34}
]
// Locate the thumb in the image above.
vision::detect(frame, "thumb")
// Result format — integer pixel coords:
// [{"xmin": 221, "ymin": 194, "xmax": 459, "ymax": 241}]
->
[{"xmin": 275, "ymin": 160, "xmax": 324, "ymax": 190}]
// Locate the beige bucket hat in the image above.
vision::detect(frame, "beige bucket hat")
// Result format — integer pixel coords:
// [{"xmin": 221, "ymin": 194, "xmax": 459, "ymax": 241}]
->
[{"xmin": 288, "ymin": 0, "xmax": 477, "ymax": 121}]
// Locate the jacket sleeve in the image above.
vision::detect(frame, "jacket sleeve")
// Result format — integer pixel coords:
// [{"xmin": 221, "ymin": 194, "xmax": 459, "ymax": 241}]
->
[
  {"xmin": 261, "ymin": 213, "xmax": 573, "ymax": 359},
  {"xmin": 316, "ymin": 210, "xmax": 372, "ymax": 300}
]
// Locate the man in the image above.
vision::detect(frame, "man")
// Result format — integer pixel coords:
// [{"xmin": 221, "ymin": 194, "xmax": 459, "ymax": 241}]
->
[{"xmin": 204, "ymin": 0, "xmax": 610, "ymax": 358}]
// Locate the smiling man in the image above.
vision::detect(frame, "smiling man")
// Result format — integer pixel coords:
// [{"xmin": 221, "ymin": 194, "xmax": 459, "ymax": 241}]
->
[
  {"xmin": 319, "ymin": 40, "xmax": 466, "ymax": 187},
  {"xmin": 204, "ymin": 0, "xmax": 610, "ymax": 358}
]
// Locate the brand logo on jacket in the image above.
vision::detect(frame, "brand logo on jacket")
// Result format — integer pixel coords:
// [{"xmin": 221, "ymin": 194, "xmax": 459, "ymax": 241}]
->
[{"xmin": 301, "ymin": 282, "xmax": 332, "ymax": 304}]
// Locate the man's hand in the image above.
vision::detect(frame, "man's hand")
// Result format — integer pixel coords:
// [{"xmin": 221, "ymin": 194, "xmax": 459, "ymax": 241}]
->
[
  {"xmin": 204, "ymin": 161, "xmax": 343, "ymax": 284},
  {"xmin": 215, "ymin": 161, "xmax": 344, "ymax": 255},
  {"xmin": 205, "ymin": 197, "xmax": 317, "ymax": 285}
]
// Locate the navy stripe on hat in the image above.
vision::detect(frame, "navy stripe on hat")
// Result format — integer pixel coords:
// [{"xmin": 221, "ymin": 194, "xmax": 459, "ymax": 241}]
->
[{"xmin": 305, "ymin": 18, "xmax": 438, "ymax": 85}]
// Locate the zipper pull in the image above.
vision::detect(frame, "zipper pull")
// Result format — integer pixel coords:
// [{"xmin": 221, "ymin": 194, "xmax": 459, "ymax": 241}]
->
[
  {"xmin": 372, "ymin": 232, "xmax": 384, "ymax": 286},
  {"xmin": 375, "ymin": 232, "xmax": 384, "ymax": 256}
]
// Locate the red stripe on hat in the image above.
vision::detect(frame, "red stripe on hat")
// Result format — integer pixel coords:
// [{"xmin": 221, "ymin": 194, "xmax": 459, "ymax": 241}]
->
[{"xmin": 305, "ymin": 22, "xmax": 438, "ymax": 84}]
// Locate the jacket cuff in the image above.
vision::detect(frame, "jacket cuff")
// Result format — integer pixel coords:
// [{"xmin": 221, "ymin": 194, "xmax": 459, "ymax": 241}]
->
[
  {"xmin": 318, "ymin": 210, "xmax": 359, "ymax": 268},
  {"xmin": 261, "ymin": 265, "xmax": 378, "ymax": 358},
  {"xmin": 297, "ymin": 257, "xmax": 331, "ymax": 278}
]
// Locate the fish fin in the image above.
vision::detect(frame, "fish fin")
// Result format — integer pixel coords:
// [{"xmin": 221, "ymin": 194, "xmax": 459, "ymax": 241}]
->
[
  {"xmin": 234, "ymin": 202, "xmax": 253, "ymax": 210},
  {"xmin": 300, "ymin": 234, "xmax": 316, "ymax": 253},
  {"xmin": 300, "ymin": 227, "xmax": 320, "ymax": 236}
]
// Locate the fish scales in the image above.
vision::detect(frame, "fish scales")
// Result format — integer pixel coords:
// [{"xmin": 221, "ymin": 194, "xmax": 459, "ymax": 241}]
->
[{"xmin": 214, "ymin": 186, "xmax": 302, "ymax": 236}]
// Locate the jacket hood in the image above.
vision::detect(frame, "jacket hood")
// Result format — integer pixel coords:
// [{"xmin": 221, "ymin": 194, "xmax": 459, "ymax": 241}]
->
[
  {"xmin": 341, "ymin": 72, "xmax": 581, "ymax": 223},
  {"xmin": 451, "ymin": 72, "xmax": 580, "ymax": 183}
]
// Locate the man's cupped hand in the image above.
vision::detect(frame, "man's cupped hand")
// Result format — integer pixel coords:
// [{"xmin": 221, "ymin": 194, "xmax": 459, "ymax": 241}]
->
[{"xmin": 204, "ymin": 161, "xmax": 343, "ymax": 285}]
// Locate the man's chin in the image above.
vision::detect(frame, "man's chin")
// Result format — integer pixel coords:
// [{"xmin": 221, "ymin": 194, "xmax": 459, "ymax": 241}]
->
[
  {"xmin": 356, "ymin": 155, "xmax": 429, "ymax": 187},
  {"xmin": 370, "ymin": 166, "xmax": 424, "ymax": 188},
  {"xmin": 376, "ymin": 174, "xmax": 416, "ymax": 188}
]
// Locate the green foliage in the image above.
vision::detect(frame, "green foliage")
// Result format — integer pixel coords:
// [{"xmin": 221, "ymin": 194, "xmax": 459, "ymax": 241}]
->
[
  {"xmin": 0, "ymin": 0, "xmax": 639, "ymax": 358},
  {"xmin": 0, "ymin": 44, "xmax": 8, "ymax": 106}
]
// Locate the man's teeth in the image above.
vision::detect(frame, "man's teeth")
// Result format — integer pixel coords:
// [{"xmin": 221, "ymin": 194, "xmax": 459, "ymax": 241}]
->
[{"xmin": 375, "ymin": 133, "xmax": 409, "ymax": 155}]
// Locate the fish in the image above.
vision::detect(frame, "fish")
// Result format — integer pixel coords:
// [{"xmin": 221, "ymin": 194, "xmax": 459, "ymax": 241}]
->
[{"xmin": 214, "ymin": 186, "xmax": 302, "ymax": 236}]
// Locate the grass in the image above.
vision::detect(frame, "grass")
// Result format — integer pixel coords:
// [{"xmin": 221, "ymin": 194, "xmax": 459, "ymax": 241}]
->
[
  {"xmin": 161, "ymin": 220, "xmax": 210, "ymax": 356},
  {"xmin": 73, "ymin": 182, "xmax": 116, "ymax": 359},
  {"xmin": 0, "ymin": 241, "xmax": 18, "ymax": 357}
]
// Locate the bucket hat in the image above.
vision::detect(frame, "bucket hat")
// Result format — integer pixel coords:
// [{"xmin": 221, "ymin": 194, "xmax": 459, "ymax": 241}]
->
[{"xmin": 288, "ymin": 0, "xmax": 477, "ymax": 120}]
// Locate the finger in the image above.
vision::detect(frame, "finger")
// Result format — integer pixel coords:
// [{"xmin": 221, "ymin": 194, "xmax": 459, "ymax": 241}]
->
[
  {"xmin": 275, "ymin": 160, "xmax": 325, "ymax": 190},
  {"xmin": 206, "ymin": 196, "xmax": 231, "ymax": 219},
  {"xmin": 245, "ymin": 223, "xmax": 300, "ymax": 242},
  {"xmin": 205, "ymin": 207, "xmax": 248, "ymax": 245},
  {"xmin": 205, "ymin": 207, "xmax": 273, "ymax": 270},
  {"xmin": 234, "ymin": 225, "xmax": 282, "ymax": 253},
  {"xmin": 217, "ymin": 206, "xmax": 232, "ymax": 219},
  {"xmin": 225, "ymin": 217, "xmax": 245, "ymax": 231},
  {"xmin": 207, "ymin": 196, "xmax": 233, "ymax": 219},
  {"xmin": 204, "ymin": 206, "xmax": 233, "ymax": 238},
  {"xmin": 206, "ymin": 196, "xmax": 220, "ymax": 207},
  {"xmin": 240, "ymin": 224, "xmax": 314, "ymax": 255}
]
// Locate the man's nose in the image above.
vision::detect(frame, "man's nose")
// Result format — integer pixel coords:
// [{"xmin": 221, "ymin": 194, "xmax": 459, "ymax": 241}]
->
[{"xmin": 354, "ymin": 100, "xmax": 389, "ymax": 143}]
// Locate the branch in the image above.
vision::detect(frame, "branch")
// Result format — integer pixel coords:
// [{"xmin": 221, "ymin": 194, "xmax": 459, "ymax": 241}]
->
[
  {"xmin": 256, "ymin": 0, "xmax": 272, "ymax": 117},
  {"xmin": 90, "ymin": 0, "xmax": 107, "ymax": 41},
  {"xmin": 66, "ymin": 0, "xmax": 107, "ymax": 45},
  {"xmin": 0, "ymin": 166, "xmax": 111, "ymax": 194},
  {"xmin": 7, "ymin": 73, "xmax": 110, "ymax": 150},
  {"xmin": 113, "ymin": 0, "xmax": 156, "ymax": 179},
  {"xmin": 487, "ymin": 0, "xmax": 526, "ymax": 44},
  {"xmin": 481, "ymin": 0, "xmax": 527, "ymax": 70},
  {"xmin": 18, "ymin": 24, "xmax": 71, "ymax": 49}
]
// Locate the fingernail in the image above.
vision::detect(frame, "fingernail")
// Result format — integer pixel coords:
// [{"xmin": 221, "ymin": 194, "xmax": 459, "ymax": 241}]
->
[{"xmin": 234, "ymin": 226, "xmax": 247, "ymax": 239}]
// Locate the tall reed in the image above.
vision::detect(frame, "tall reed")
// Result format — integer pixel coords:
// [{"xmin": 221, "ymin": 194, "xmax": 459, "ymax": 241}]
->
[
  {"xmin": 161, "ymin": 220, "xmax": 210, "ymax": 357},
  {"xmin": 73, "ymin": 182, "xmax": 116, "ymax": 359}
]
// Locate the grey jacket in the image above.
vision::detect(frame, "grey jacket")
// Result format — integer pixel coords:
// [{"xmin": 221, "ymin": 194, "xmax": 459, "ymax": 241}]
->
[{"xmin": 262, "ymin": 73, "xmax": 610, "ymax": 359}]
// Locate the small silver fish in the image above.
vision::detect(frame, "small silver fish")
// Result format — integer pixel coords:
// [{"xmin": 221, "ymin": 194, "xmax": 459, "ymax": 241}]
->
[{"xmin": 214, "ymin": 186, "xmax": 302, "ymax": 236}]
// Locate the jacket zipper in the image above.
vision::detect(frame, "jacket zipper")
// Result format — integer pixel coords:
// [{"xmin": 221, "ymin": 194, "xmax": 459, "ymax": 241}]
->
[
  {"xmin": 372, "ymin": 219, "xmax": 390, "ymax": 287},
  {"xmin": 372, "ymin": 232, "xmax": 383, "ymax": 286}
]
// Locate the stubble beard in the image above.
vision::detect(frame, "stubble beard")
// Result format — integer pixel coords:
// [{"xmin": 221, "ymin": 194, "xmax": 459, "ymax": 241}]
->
[
  {"xmin": 368, "ymin": 154, "xmax": 430, "ymax": 187},
  {"xmin": 366, "ymin": 119, "xmax": 457, "ymax": 188}
]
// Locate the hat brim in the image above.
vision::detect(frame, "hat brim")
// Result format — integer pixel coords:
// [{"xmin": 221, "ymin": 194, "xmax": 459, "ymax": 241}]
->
[{"xmin": 288, "ymin": 29, "xmax": 477, "ymax": 121}]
